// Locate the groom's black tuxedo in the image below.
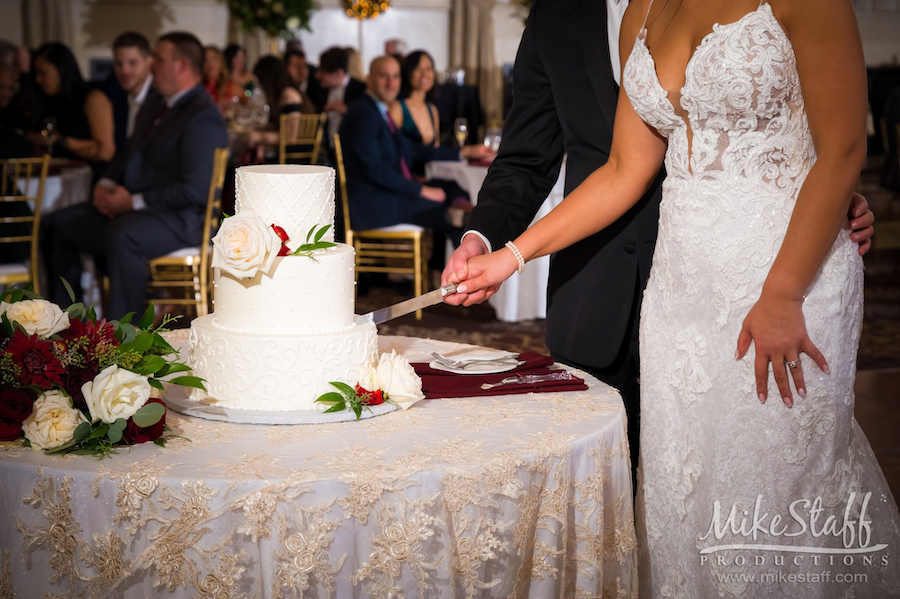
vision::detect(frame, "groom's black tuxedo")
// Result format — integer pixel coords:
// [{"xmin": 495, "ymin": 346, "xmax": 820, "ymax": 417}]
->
[{"xmin": 467, "ymin": 0, "xmax": 664, "ymax": 457}]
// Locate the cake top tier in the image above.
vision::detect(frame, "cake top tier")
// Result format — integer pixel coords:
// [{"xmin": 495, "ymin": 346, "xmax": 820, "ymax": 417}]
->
[{"xmin": 235, "ymin": 165, "xmax": 336, "ymax": 243}]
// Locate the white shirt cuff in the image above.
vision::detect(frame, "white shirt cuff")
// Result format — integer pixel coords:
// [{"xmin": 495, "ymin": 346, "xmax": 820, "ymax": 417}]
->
[
  {"xmin": 462, "ymin": 230, "xmax": 492, "ymax": 253},
  {"xmin": 132, "ymin": 193, "xmax": 146, "ymax": 211},
  {"xmin": 96, "ymin": 178, "xmax": 116, "ymax": 188}
]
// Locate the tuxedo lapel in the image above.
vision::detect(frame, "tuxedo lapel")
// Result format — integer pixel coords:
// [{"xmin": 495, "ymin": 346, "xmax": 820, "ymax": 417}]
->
[{"xmin": 578, "ymin": 0, "xmax": 618, "ymax": 131}]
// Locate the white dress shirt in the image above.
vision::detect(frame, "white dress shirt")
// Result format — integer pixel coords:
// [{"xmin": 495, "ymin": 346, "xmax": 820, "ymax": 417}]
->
[
  {"xmin": 126, "ymin": 75, "xmax": 153, "ymax": 138},
  {"xmin": 326, "ymin": 74, "xmax": 351, "ymax": 145}
]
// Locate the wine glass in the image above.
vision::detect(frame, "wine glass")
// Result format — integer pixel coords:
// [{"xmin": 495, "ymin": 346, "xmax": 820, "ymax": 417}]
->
[
  {"xmin": 490, "ymin": 127, "xmax": 502, "ymax": 152},
  {"xmin": 454, "ymin": 118, "xmax": 468, "ymax": 148},
  {"xmin": 41, "ymin": 118, "xmax": 59, "ymax": 156}
]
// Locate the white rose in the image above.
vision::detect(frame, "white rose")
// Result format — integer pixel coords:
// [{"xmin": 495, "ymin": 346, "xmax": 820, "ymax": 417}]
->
[
  {"xmin": 212, "ymin": 216, "xmax": 281, "ymax": 279},
  {"xmin": 357, "ymin": 366, "xmax": 378, "ymax": 391},
  {"xmin": 376, "ymin": 350, "xmax": 424, "ymax": 410},
  {"xmin": 4, "ymin": 299, "xmax": 70, "ymax": 339},
  {"xmin": 82, "ymin": 365, "xmax": 152, "ymax": 424},
  {"xmin": 22, "ymin": 391, "xmax": 88, "ymax": 450}
]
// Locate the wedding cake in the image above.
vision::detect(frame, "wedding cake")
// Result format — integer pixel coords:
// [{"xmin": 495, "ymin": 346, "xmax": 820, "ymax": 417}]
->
[{"xmin": 187, "ymin": 165, "xmax": 379, "ymax": 412}]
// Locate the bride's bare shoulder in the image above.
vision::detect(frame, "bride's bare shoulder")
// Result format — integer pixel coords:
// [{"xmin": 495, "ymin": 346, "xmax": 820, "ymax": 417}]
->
[{"xmin": 619, "ymin": 0, "xmax": 649, "ymax": 42}]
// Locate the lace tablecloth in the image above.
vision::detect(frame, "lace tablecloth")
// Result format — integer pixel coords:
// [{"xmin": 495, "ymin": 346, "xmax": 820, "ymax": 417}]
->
[{"xmin": 0, "ymin": 336, "xmax": 636, "ymax": 599}]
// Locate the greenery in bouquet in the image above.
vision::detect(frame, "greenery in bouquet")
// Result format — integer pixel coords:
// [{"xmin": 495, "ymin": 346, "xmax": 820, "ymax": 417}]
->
[
  {"xmin": 0, "ymin": 285, "xmax": 204, "ymax": 458},
  {"xmin": 226, "ymin": 0, "xmax": 316, "ymax": 39}
]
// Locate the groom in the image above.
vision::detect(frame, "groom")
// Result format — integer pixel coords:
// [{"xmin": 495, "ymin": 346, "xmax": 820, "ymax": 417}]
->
[{"xmin": 443, "ymin": 0, "xmax": 875, "ymax": 469}]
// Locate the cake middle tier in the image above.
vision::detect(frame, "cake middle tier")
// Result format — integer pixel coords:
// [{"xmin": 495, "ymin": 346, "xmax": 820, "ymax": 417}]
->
[{"xmin": 213, "ymin": 243, "xmax": 356, "ymax": 334}]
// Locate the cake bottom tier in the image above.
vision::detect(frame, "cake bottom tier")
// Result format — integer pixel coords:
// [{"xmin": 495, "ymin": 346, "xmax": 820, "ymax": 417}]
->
[{"xmin": 188, "ymin": 315, "xmax": 378, "ymax": 411}]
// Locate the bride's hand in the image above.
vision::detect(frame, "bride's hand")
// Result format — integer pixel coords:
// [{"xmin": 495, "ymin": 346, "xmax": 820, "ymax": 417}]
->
[
  {"xmin": 735, "ymin": 294, "xmax": 828, "ymax": 407},
  {"xmin": 450, "ymin": 248, "xmax": 520, "ymax": 302}
]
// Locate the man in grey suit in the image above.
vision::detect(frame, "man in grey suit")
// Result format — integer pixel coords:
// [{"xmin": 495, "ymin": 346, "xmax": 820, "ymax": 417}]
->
[{"xmin": 42, "ymin": 32, "xmax": 228, "ymax": 319}]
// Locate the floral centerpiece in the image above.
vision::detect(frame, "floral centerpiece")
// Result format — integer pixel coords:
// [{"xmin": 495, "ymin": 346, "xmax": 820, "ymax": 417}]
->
[
  {"xmin": 0, "ymin": 285, "xmax": 203, "ymax": 457},
  {"xmin": 316, "ymin": 350, "xmax": 425, "ymax": 418},
  {"xmin": 226, "ymin": 0, "xmax": 316, "ymax": 39}
]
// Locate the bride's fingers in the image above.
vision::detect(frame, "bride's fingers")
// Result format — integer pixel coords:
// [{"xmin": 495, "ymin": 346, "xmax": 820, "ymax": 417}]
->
[
  {"xmin": 802, "ymin": 338, "xmax": 829, "ymax": 374},
  {"xmin": 735, "ymin": 322, "xmax": 752, "ymax": 360},
  {"xmin": 786, "ymin": 356, "xmax": 805, "ymax": 399},
  {"xmin": 754, "ymin": 353, "xmax": 769, "ymax": 403},
  {"xmin": 772, "ymin": 358, "xmax": 793, "ymax": 407}
]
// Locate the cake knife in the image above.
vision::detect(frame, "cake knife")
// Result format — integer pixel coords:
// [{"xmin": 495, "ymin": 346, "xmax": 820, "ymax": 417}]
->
[{"xmin": 355, "ymin": 284, "xmax": 457, "ymax": 325}]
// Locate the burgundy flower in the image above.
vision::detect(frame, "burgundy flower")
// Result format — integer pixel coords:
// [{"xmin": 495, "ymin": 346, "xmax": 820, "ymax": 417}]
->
[
  {"xmin": 4, "ymin": 330, "xmax": 65, "ymax": 389},
  {"xmin": 354, "ymin": 385, "xmax": 385, "ymax": 406},
  {"xmin": 122, "ymin": 397, "xmax": 167, "ymax": 445},
  {"xmin": 0, "ymin": 418, "xmax": 22, "ymax": 441},
  {"xmin": 59, "ymin": 318, "xmax": 119, "ymax": 367},
  {"xmin": 63, "ymin": 368, "xmax": 98, "ymax": 410},
  {"xmin": 0, "ymin": 387, "xmax": 36, "ymax": 423},
  {"xmin": 271, "ymin": 224, "xmax": 291, "ymax": 256}
]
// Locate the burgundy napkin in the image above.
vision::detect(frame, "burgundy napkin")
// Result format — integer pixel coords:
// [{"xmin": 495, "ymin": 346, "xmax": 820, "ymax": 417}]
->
[
  {"xmin": 412, "ymin": 352, "xmax": 587, "ymax": 399},
  {"xmin": 466, "ymin": 158, "xmax": 493, "ymax": 167}
]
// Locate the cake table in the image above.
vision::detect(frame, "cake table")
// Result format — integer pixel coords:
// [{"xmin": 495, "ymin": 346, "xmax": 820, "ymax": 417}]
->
[{"xmin": 0, "ymin": 336, "xmax": 636, "ymax": 598}]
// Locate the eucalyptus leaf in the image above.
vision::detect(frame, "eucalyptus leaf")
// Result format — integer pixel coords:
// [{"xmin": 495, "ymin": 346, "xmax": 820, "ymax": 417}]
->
[
  {"xmin": 132, "ymin": 402, "xmax": 165, "ymax": 428},
  {"xmin": 118, "ymin": 312, "xmax": 134, "ymax": 325},
  {"xmin": 66, "ymin": 302, "xmax": 86, "ymax": 320},
  {"xmin": 107, "ymin": 427, "xmax": 123, "ymax": 444},
  {"xmin": 119, "ymin": 323, "xmax": 137, "ymax": 344},
  {"xmin": 109, "ymin": 418, "xmax": 127, "ymax": 433},
  {"xmin": 86, "ymin": 423, "xmax": 110, "ymax": 441},
  {"xmin": 73, "ymin": 421, "xmax": 93, "ymax": 442}
]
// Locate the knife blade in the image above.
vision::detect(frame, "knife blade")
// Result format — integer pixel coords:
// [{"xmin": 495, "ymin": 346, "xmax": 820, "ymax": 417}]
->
[{"xmin": 355, "ymin": 284, "xmax": 457, "ymax": 326}]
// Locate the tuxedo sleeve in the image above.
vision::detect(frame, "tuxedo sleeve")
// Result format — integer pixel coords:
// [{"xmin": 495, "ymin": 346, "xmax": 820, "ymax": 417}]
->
[
  {"xmin": 467, "ymin": 1, "xmax": 565, "ymax": 249},
  {"xmin": 341, "ymin": 108, "xmax": 423, "ymax": 200},
  {"xmin": 141, "ymin": 112, "xmax": 228, "ymax": 211}
]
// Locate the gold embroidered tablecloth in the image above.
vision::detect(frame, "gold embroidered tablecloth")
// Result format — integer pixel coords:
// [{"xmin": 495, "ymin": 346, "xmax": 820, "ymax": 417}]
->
[{"xmin": 0, "ymin": 336, "xmax": 637, "ymax": 598}]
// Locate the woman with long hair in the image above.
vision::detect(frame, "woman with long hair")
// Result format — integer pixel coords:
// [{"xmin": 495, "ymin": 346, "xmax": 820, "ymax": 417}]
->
[
  {"xmin": 223, "ymin": 43, "xmax": 254, "ymax": 96},
  {"xmin": 203, "ymin": 45, "xmax": 240, "ymax": 103},
  {"xmin": 246, "ymin": 55, "xmax": 315, "ymax": 160},
  {"xmin": 31, "ymin": 42, "xmax": 114, "ymax": 173}
]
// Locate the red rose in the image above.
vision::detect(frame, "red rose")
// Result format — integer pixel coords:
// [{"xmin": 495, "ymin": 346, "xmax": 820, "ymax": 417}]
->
[
  {"xmin": 122, "ymin": 397, "xmax": 167, "ymax": 444},
  {"xmin": 0, "ymin": 418, "xmax": 22, "ymax": 441},
  {"xmin": 271, "ymin": 224, "xmax": 291, "ymax": 256},
  {"xmin": 354, "ymin": 385, "xmax": 384, "ymax": 406},
  {"xmin": 0, "ymin": 387, "xmax": 36, "ymax": 423},
  {"xmin": 4, "ymin": 330, "xmax": 65, "ymax": 389},
  {"xmin": 63, "ymin": 368, "xmax": 98, "ymax": 410}
]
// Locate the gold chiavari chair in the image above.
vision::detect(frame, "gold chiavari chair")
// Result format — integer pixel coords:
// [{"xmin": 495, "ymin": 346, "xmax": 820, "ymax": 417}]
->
[
  {"xmin": 145, "ymin": 147, "xmax": 229, "ymax": 317},
  {"xmin": 334, "ymin": 134, "xmax": 431, "ymax": 319},
  {"xmin": 279, "ymin": 112, "xmax": 326, "ymax": 164},
  {"xmin": 0, "ymin": 155, "xmax": 51, "ymax": 294}
]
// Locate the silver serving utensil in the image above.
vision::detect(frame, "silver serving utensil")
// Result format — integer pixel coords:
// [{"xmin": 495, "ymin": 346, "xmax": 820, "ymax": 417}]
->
[
  {"xmin": 479, "ymin": 371, "xmax": 575, "ymax": 390},
  {"xmin": 355, "ymin": 284, "xmax": 457, "ymax": 326},
  {"xmin": 430, "ymin": 351, "xmax": 521, "ymax": 369}
]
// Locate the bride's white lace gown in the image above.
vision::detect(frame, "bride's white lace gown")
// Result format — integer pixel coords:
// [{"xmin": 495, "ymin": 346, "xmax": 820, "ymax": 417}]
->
[{"xmin": 622, "ymin": 2, "xmax": 900, "ymax": 597}]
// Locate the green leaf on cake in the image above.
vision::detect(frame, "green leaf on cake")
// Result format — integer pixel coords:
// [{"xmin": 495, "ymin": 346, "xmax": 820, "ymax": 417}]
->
[
  {"xmin": 314, "ymin": 224, "xmax": 331, "ymax": 243},
  {"xmin": 169, "ymin": 375, "xmax": 206, "ymax": 390},
  {"xmin": 323, "ymin": 401, "xmax": 347, "ymax": 413},
  {"xmin": 315, "ymin": 391, "xmax": 345, "ymax": 405}
]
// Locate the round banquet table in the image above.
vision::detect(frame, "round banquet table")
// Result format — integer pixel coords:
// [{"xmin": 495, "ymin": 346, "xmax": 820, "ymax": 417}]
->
[{"xmin": 0, "ymin": 335, "xmax": 636, "ymax": 598}]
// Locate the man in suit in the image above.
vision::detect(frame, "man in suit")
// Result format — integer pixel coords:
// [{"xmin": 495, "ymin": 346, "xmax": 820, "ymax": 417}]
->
[
  {"xmin": 443, "ymin": 0, "xmax": 875, "ymax": 467},
  {"xmin": 104, "ymin": 32, "xmax": 155, "ymax": 157},
  {"xmin": 315, "ymin": 47, "xmax": 367, "ymax": 149},
  {"xmin": 339, "ymin": 55, "xmax": 461, "ymax": 234},
  {"xmin": 284, "ymin": 48, "xmax": 321, "ymax": 107},
  {"xmin": 41, "ymin": 31, "xmax": 228, "ymax": 319}
]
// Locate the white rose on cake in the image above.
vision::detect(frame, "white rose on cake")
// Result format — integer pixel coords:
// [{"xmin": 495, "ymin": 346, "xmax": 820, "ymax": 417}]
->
[
  {"xmin": 82, "ymin": 365, "xmax": 152, "ymax": 424},
  {"xmin": 3, "ymin": 299, "xmax": 70, "ymax": 339},
  {"xmin": 211, "ymin": 216, "xmax": 281, "ymax": 279},
  {"xmin": 376, "ymin": 350, "xmax": 424, "ymax": 410},
  {"xmin": 22, "ymin": 390, "xmax": 88, "ymax": 450}
]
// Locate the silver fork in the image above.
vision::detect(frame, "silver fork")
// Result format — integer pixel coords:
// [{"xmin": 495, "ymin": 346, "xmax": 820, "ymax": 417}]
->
[
  {"xmin": 480, "ymin": 371, "xmax": 575, "ymax": 390},
  {"xmin": 431, "ymin": 352, "xmax": 520, "ymax": 368}
]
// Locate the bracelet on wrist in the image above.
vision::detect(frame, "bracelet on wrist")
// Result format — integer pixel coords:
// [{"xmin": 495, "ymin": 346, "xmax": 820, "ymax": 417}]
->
[{"xmin": 505, "ymin": 241, "xmax": 526, "ymax": 274}]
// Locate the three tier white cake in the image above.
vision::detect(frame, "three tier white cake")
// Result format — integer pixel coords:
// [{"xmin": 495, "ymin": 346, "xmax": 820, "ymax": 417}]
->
[{"xmin": 187, "ymin": 165, "xmax": 378, "ymax": 412}]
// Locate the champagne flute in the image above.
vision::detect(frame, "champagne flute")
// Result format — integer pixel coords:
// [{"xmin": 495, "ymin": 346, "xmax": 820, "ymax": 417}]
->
[
  {"xmin": 454, "ymin": 118, "xmax": 468, "ymax": 148},
  {"xmin": 41, "ymin": 117, "xmax": 59, "ymax": 156}
]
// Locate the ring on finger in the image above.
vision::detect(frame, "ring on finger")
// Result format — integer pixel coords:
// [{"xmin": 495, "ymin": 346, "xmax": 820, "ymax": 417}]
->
[{"xmin": 786, "ymin": 359, "xmax": 799, "ymax": 370}]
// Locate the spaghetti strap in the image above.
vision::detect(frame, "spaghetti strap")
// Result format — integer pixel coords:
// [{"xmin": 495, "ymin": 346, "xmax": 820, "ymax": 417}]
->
[{"xmin": 641, "ymin": 0, "xmax": 656, "ymax": 30}]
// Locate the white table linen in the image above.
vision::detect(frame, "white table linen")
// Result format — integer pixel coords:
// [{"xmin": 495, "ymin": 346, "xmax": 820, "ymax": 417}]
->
[
  {"xmin": 0, "ymin": 335, "xmax": 636, "ymax": 599},
  {"xmin": 426, "ymin": 160, "xmax": 566, "ymax": 322}
]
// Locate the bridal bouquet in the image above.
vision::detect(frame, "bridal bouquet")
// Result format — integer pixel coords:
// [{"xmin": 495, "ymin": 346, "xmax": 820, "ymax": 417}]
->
[{"xmin": 0, "ymin": 286, "xmax": 203, "ymax": 458}]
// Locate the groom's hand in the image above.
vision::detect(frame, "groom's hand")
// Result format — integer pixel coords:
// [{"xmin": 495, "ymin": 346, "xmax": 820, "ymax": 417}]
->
[
  {"xmin": 847, "ymin": 191, "xmax": 874, "ymax": 256},
  {"xmin": 443, "ymin": 234, "xmax": 495, "ymax": 306}
]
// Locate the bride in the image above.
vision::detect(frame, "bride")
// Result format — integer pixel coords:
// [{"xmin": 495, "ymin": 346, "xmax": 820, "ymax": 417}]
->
[{"xmin": 451, "ymin": 0, "xmax": 900, "ymax": 595}]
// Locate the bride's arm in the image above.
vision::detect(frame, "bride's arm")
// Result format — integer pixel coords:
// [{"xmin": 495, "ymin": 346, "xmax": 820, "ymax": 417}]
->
[
  {"xmin": 736, "ymin": 0, "xmax": 867, "ymax": 405},
  {"xmin": 453, "ymin": 4, "xmax": 667, "ymax": 290}
]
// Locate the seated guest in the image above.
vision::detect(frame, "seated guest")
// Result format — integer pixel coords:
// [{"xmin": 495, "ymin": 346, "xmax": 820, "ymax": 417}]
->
[
  {"xmin": 284, "ymin": 48, "xmax": 321, "ymax": 102},
  {"xmin": 106, "ymin": 32, "xmax": 155, "ymax": 159},
  {"xmin": 389, "ymin": 49, "xmax": 490, "ymax": 175},
  {"xmin": 384, "ymin": 38, "xmax": 408, "ymax": 62},
  {"xmin": 30, "ymin": 42, "xmax": 115, "ymax": 177},
  {"xmin": 203, "ymin": 45, "xmax": 240, "ymax": 104},
  {"xmin": 314, "ymin": 47, "xmax": 366, "ymax": 147},
  {"xmin": 41, "ymin": 31, "xmax": 228, "ymax": 319},
  {"xmin": 339, "ymin": 55, "xmax": 463, "ymax": 239},
  {"xmin": 0, "ymin": 61, "xmax": 28, "ymax": 132},
  {"xmin": 246, "ymin": 55, "xmax": 315, "ymax": 158},
  {"xmin": 224, "ymin": 43, "xmax": 254, "ymax": 98}
]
